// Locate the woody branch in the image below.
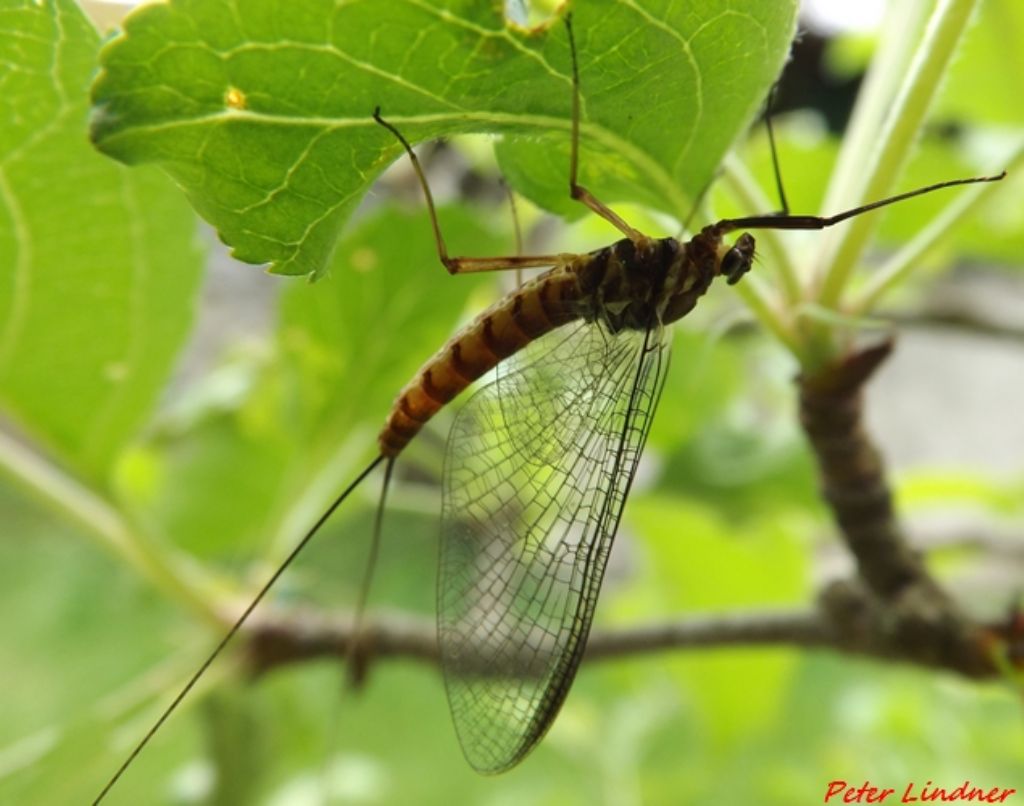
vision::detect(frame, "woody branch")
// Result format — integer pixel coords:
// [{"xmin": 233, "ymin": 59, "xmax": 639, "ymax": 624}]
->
[
  {"xmin": 797, "ymin": 339, "xmax": 1001, "ymax": 676},
  {"xmin": 239, "ymin": 598, "xmax": 1018, "ymax": 681}
]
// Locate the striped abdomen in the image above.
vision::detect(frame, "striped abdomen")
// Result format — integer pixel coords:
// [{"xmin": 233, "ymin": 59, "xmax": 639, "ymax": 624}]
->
[
  {"xmin": 378, "ymin": 266, "xmax": 583, "ymax": 457},
  {"xmin": 376, "ymin": 233, "xmax": 714, "ymax": 457}
]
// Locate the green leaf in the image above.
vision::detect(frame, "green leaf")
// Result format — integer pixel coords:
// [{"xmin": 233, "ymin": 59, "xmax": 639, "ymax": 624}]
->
[
  {"xmin": 0, "ymin": 0, "xmax": 204, "ymax": 482},
  {"xmin": 91, "ymin": 0, "xmax": 798, "ymax": 278}
]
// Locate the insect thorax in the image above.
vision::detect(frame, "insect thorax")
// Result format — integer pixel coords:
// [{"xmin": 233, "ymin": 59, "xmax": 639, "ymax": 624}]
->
[{"xmin": 572, "ymin": 235, "xmax": 720, "ymax": 332}]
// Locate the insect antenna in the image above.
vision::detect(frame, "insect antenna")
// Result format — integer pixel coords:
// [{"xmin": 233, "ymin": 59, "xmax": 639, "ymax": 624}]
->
[{"xmin": 91, "ymin": 455, "xmax": 386, "ymax": 805}]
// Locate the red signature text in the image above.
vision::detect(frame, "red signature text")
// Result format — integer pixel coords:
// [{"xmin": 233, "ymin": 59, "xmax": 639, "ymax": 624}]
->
[{"xmin": 824, "ymin": 780, "xmax": 1017, "ymax": 804}]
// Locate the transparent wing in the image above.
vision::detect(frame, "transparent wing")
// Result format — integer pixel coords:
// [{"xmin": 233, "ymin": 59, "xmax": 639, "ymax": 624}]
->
[{"xmin": 438, "ymin": 318, "xmax": 670, "ymax": 772}]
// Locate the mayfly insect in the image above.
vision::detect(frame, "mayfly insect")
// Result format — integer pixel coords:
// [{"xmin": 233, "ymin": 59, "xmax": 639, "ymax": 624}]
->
[{"xmin": 93, "ymin": 12, "xmax": 1005, "ymax": 803}]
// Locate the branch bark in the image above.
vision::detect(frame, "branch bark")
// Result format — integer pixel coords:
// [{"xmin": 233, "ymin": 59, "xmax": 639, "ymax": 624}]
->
[
  {"xmin": 797, "ymin": 339, "xmax": 997, "ymax": 676},
  {"xmin": 240, "ymin": 598, "xmax": 1018, "ymax": 681},
  {"xmin": 798, "ymin": 341, "xmax": 932, "ymax": 597},
  {"xmin": 243, "ymin": 608, "xmax": 834, "ymax": 673}
]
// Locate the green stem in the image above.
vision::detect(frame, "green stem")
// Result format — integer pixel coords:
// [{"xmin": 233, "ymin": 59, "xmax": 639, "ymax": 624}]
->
[
  {"xmin": 731, "ymin": 273, "xmax": 804, "ymax": 360},
  {"xmin": 0, "ymin": 427, "xmax": 228, "ymax": 625},
  {"xmin": 814, "ymin": 0, "xmax": 983, "ymax": 309},
  {"xmin": 817, "ymin": 0, "xmax": 933, "ymax": 218},
  {"xmin": 853, "ymin": 142, "xmax": 1024, "ymax": 315}
]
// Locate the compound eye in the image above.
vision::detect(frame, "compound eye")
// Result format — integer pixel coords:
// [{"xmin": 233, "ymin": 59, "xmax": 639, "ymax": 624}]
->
[{"xmin": 720, "ymin": 247, "xmax": 751, "ymax": 285}]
